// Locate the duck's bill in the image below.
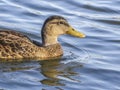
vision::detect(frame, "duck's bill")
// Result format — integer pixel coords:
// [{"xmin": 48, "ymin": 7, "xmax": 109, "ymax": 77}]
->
[{"xmin": 66, "ymin": 27, "xmax": 86, "ymax": 38}]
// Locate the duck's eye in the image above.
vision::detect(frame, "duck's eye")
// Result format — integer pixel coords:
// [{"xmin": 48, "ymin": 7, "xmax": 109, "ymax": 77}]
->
[
  {"xmin": 56, "ymin": 21, "xmax": 69, "ymax": 26},
  {"xmin": 59, "ymin": 21, "xmax": 64, "ymax": 24}
]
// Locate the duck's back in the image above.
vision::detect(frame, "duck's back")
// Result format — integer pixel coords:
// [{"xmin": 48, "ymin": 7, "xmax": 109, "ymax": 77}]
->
[{"xmin": 0, "ymin": 30, "xmax": 40, "ymax": 59}]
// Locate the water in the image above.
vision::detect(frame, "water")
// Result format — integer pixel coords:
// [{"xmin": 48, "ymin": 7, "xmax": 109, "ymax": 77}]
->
[{"xmin": 0, "ymin": 0, "xmax": 120, "ymax": 90}]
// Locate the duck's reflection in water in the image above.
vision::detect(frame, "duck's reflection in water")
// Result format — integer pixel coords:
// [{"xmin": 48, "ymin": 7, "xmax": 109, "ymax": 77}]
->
[
  {"xmin": 39, "ymin": 59, "xmax": 83, "ymax": 86},
  {"xmin": 0, "ymin": 57, "xmax": 83, "ymax": 87}
]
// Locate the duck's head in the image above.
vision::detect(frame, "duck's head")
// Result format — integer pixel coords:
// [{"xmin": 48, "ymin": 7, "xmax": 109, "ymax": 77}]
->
[{"xmin": 41, "ymin": 15, "xmax": 85, "ymax": 46}]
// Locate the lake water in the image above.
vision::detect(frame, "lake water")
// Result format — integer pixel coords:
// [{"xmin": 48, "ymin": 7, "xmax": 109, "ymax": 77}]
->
[{"xmin": 0, "ymin": 0, "xmax": 120, "ymax": 90}]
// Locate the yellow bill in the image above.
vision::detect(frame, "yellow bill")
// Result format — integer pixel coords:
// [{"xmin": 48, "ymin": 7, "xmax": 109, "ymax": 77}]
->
[{"xmin": 66, "ymin": 27, "xmax": 86, "ymax": 38}]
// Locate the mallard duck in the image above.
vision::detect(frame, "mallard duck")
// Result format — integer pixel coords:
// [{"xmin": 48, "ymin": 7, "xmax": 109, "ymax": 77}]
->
[{"xmin": 0, "ymin": 15, "xmax": 85, "ymax": 60}]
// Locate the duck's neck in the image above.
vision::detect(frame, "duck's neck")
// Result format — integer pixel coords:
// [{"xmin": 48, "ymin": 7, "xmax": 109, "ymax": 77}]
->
[
  {"xmin": 41, "ymin": 23, "xmax": 59, "ymax": 46},
  {"xmin": 42, "ymin": 34, "xmax": 58, "ymax": 46}
]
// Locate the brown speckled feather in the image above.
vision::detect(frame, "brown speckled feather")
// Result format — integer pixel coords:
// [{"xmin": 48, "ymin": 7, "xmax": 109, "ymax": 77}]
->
[{"xmin": 0, "ymin": 30, "xmax": 63, "ymax": 60}]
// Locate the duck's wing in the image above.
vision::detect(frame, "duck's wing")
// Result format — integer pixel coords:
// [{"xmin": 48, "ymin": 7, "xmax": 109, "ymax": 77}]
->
[
  {"xmin": 0, "ymin": 30, "xmax": 32, "ymax": 43},
  {"xmin": 0, "ymin": 30, "xmax": 38, "ymax": 59}
]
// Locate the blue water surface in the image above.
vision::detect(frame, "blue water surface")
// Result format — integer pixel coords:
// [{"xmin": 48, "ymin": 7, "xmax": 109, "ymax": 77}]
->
[{"xmin": 0, "ymin": 0, "xmax": 120, "ymax": 90}]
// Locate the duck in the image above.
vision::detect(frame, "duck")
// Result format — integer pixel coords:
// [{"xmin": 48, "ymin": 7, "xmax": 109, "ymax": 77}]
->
[{"xmin": 0, "ymin": 15, "xmax": 85, "ymax": 60}]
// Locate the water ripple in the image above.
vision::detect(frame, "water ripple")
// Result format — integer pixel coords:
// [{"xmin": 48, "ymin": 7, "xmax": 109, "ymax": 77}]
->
[{"xmin": 0, "ymin": 0, "xmax": 120, "ymax": 90}]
